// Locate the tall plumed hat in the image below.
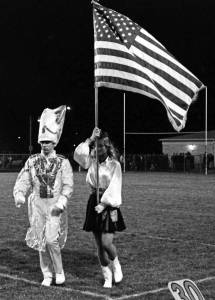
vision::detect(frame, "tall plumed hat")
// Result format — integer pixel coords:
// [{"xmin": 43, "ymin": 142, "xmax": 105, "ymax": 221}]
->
[{"xmin": 38, "ymin": 105, "xmax": 67, "ymax": 145}]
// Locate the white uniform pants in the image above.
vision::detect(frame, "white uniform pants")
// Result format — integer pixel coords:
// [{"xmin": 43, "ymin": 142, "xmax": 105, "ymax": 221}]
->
[{"xmin": 39, "ymin": 214, "xmax": 63, "ymax": 277}]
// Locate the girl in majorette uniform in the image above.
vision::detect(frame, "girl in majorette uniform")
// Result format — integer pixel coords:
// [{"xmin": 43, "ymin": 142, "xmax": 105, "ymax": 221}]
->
[{"xmin": 74, "ymin": 127, "xmax": 126, "ymax": 288}]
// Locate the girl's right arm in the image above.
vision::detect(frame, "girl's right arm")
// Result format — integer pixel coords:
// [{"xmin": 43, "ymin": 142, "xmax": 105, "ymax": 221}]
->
[
  {"xmin": 73, "ymin": 127, "xmax": 100, "ymax": 169},
  {"xmin": 73, "ymin": 139, "xmax": 92, "ymax": 169}
]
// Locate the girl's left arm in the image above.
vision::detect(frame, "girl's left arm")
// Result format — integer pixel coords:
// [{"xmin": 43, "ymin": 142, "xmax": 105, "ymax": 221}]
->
[{"xmin": 100, "ymin": 161, "xmax": 122, "ymax": 207}]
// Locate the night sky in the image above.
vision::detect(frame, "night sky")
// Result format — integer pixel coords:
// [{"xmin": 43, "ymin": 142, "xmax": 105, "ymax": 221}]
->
[{"xmin": 0, "ymin": 0, "xmax": 214, "ymax": 154}]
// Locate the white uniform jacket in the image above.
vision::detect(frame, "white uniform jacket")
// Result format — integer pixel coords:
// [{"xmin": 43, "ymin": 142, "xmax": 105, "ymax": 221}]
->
[
  {"xmin": 74, "ymin": 140, "xmax": 122, "ymax": 207},
  {"xmin": 13, "ymin": 151, "xmax": 73, "ymax": 251}
]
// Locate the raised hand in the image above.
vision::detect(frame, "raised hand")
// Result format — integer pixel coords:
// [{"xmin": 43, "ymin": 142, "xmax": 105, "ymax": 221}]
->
[{"xmin": 90, "ymin": 127, "xmax": 101, "ymax": 141}]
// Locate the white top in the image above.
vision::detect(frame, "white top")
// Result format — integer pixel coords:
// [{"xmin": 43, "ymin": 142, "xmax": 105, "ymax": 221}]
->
[{"xmin": 74, "ymin": 140, "xmax": 122, "ymax": 207}]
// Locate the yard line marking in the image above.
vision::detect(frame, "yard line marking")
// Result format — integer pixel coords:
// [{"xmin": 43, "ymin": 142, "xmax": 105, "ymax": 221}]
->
[
  {"xmin": 118, "ymin": 232, "xmax": 215, "ymax": 247},
  {"xmin": 0, "ymin": 273, "xmax": 214, "ymax": 300},
  {"xmin": 145, "ymin": 234, "xmax": 215, "ymax": 247},
  {"xmin": 196, "ymin": 276, "xmax": 215, "ymax": 283},
  {"xmin": 112, "ymin": 276, "xmax": 215, "ymax": 300},
  {"xmin": 112, "ymin": 286, "xmax": 168, "ymax": 299},
  {"xmin": 0, "ymin": 272, "xmax": 112, "ymax": 300}
]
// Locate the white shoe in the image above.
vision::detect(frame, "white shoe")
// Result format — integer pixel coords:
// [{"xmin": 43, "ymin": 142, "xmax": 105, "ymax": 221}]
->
[
  {"xmin": 41, "ymin": 277, "xmax": 52, "ymax": 287},
  {"xmin": 112, "ymin": 257, "xmax": 123, "ymax": 283},
  {"xmin": 101, "ymin": 265, "xmax": 112, "ymax": 288},
  {"xmin": 56, "ymin": 271, "xmax": 65, "ymax": 285}
]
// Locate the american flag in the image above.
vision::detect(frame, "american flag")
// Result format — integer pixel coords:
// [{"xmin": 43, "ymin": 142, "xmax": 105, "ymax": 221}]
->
[{"xmin": 93, "ymin": 1, "xmax": 204, "ymax": 131}]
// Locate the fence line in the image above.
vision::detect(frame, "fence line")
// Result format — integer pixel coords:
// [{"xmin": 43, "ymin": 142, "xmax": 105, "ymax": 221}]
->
[{"xmin": 0, "ymin": 152, "xmax": 214, "ymax": 173}]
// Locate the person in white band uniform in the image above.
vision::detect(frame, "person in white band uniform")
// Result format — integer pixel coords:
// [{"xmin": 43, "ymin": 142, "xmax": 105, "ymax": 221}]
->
[
  {"xmin": 13, "ymin": 106, "xmax": 73, "ymax": 287},
  {"xmin": 74, "ymin": 127, "xmax": 126, "ymax": 288}
]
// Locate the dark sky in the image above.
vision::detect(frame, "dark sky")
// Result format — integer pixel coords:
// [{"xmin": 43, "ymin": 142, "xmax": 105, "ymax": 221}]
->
[{"xmin": 0, "ymin": 0, "xmax": 214, "ymax": 154}]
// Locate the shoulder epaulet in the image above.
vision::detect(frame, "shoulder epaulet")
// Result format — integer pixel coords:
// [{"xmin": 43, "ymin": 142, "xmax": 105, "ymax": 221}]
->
[
  {"xmin": 26, "ymin": 154, "xmax": 41, "ymax": 166},
  {"xmin": 57, "ymin": 154, "xmax": 66, "ymax": 160},
  {"xmin": 29, "ymin": 154, "xmax": 40, "ymax": 160}
]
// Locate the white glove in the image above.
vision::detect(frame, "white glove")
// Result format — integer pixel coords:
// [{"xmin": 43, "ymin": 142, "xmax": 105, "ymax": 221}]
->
[
  {"xmin": 56, "ymin": 195, "xmax": 67, "ymax": 210},
  {"xmin": 15, "ymin": 194, "xmax": 25, "ymax": 208},
  {"xmin": 95, "ymin": 203, "xmax": 106, "ymax": 214}
]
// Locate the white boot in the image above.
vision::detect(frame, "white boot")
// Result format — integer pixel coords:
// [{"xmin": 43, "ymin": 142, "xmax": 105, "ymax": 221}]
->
[
  {"xmin": 41, "ymin": 272, "xmax": 53, "ymax": 287},
  {"xmin": 101, "ymin": 265, "xmax": 112, "ymax": 288},
  {"xmin": 112, "ymin": 257, "xmax": 123, "ymax": 283},
  {"xmin": 56, "ymin": 270, "xmax": 65, "ymax": 285}
]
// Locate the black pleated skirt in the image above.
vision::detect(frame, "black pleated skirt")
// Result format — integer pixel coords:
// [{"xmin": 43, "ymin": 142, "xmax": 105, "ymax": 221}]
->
[{"xmin": 83, "ymin": 193, "xmax": 126, "ymax": 233}]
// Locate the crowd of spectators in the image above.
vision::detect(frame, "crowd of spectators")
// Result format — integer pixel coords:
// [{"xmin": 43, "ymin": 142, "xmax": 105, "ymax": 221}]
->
[
  {"xmin": 0, "ymin": 155, "xmax": 27, "ymax": 170},
  {"xmin": 120, "ymin": 152, "xmax": 214, "ymax": 172},
  {"xmin": 0, "ymin": 152, "xmax": 214, "ymax": 173}
]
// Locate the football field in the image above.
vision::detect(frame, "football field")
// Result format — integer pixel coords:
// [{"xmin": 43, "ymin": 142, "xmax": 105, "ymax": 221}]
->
[{"xmin": 0, "ymin": 171, "xmax": 215, "ymax": 300}]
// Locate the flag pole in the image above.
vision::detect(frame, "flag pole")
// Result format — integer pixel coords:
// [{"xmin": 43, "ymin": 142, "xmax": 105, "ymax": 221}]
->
[
  {"xmin": 92, "ymin": 1, "xmax": 100, "ymax": 203},
  {"xmin": 29, "ymin": 115, "xmax": 32, "ymax": 155},
  {"xmin": 205, "ymin": 86, "xmax": 208, "ymax": 175},
  {"xmin": 123, "ymin": 93, "xmax": 126, "ymax": 172},
  {"xmin": 95, "ymin": 87, "xmax": 100, "ymax": 204}
]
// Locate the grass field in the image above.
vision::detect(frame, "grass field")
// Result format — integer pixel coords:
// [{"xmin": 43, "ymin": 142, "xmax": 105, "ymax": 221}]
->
[{"xmin": 0, "ymin": 171, "xmax": 215, "ymax": 299}]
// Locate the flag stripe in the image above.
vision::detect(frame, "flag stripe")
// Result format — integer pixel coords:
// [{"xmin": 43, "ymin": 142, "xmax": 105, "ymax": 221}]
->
[
  {"xmin": 95, "ymin": 69, "xmax": 187, "ymax": 116},
  {"xmin": 135, "ymin": 35, "xmax": 202, "ymax": 88},
  {"xmin": 139, "ymin": 29, "xmax": 170, "ymax": 52},
  {"xmin": 95, "ymin": 59, "xmax": 190, "ymax": 110},
  {"xmin": 96, "ymin": 81, "xmax": 162, "ymax": 100},
  {"xmin": 95, "ymin": 75, "xmax": 160, "ymax": 99},
  {"xmin": 169, "ymin": 107, "xmax": 184, "ymax": 121},
  {"xmin": 96, "ymin": 42, "xmax": 199, "ymax": 95},
  {"xmin": 168, "ymin": 113, "xmax": 182, "ymax": 127},
  {"xmin": 95, "ymin": 70, "xmax": 161, "ymax": 99},
  {"xmin": 131, "ymin": 45, "xmax": 199, "ymax": 93},
  {"xmin": 96, "ymin": 51, "xmax": 194, "ymax": 105},
  {"xmin": 96, "ymin": 79, "xmax": 185, "ymax": 126},
  {"xmin": 137, "ymin": 32, "xmax": 193, "ymax": 77}
]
